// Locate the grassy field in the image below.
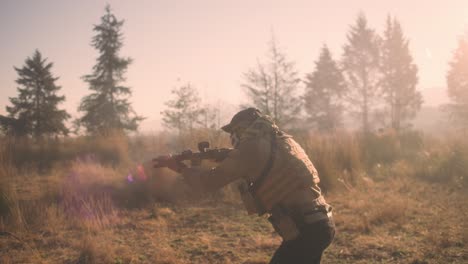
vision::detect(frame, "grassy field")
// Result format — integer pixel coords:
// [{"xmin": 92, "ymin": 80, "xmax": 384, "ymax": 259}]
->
[{"xmin": 0, "ymin": 131, "xmax": 467, "ymax": 263}]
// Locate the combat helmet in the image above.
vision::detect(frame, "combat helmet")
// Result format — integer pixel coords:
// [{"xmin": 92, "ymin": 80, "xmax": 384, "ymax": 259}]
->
[{"xmin": 221, "ymin": 108, "xmax": 262, "ymax": 133}]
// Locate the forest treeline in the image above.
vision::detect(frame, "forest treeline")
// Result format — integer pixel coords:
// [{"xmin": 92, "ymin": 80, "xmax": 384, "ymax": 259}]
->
[{"xmin": 1, "ymin": 6, "xmax": 468, "ymax": 140}]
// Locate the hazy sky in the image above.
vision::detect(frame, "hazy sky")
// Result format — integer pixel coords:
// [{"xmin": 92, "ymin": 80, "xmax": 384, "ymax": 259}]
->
[{"xmin": 1, "ymin": 0, "xmax": 467, "ymax": 131}]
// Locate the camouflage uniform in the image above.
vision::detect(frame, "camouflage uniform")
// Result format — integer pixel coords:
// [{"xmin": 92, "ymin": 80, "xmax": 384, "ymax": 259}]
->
[{"xmin": 183, "ymin": 108, "xmax": 335, "ymax": 264}]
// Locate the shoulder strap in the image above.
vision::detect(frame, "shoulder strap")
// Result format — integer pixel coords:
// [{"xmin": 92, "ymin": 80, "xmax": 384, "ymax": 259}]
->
[{"xmin": 250, "ymin": 130, "xmax": 277, "ymax": 194}]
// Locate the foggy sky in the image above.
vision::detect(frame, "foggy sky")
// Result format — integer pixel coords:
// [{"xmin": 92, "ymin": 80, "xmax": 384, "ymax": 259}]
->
[{"xmin": 1, "ymin": 0, "xmax": 466, "ymax": 131}]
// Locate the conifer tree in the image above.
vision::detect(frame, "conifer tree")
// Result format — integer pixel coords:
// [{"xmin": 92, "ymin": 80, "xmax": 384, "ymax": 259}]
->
[
  {"xmin": 0, "ymin": 50, "xmax": 69, "ymax": 139},
  {"xmin": 342, "ymin": 13, "xmax": 381, "ymax": 133},
  {"xmin": 242, "ymin": 36, "xmax": 302, "ymax": 127},
  {"xmin": 380, "ymin": 16, "xmax": 422, "ymax": 131},
  {"xmin": 446, "ymin": 32, "xmax": 468, "ymax": 128},
  {"xmin": 78, "ymin": 5, "xmax": 143, "ymax": 134},
  {"xmin": 305, "ymin": 45, "xmax": 346, "ymax": 131}
]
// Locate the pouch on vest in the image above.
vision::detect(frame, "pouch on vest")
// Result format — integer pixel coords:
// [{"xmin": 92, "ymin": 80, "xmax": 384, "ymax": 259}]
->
[
  {"xmin": 268, "ymin": 206, "xmax": 300, "ymax": 241},
  {"xmin": 255, "ymin": 165, "xmax": 307, "ymax": 212},
  {"xmin": 238, "ymin": 180, "xmax": 259, "ymax": 215},
  {"xmin": 253, "ymin": 136, "xmax": 318, "ymax": 212}
]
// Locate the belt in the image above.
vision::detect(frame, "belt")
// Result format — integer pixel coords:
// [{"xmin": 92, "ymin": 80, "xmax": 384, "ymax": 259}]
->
[{"xmin": 303, "ymin": 210, "xmax": 332, "ymax": 224}]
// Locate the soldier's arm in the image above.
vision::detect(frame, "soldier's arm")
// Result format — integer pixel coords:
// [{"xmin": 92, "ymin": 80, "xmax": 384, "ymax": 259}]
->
[{"xmin": 186, "ymin": 135, "xmax": 270, "ymax": 193}]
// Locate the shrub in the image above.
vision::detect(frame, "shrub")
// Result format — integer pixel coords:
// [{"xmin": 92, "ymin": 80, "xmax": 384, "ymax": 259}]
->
[
  {"xmin": 60, "ymin": 132, "xmax": 131, "ymax": 167},
  {"xmin": 415, "ymin": 138, "xmax": 468, "ymax": 187},
  {"xmin": 361, "ymin": 130, "xmax": 401, "ymax": 168},
  {"xmin": 398, "ymin": 130, "xmax": 424, "ymax": 161},
  {"xmin": 360, "ymin": 129, "xmax": 424, "ymax": 167},
  {"xmin": 2, "ymin": 131, "xmax": 131, "ymax": 172}
]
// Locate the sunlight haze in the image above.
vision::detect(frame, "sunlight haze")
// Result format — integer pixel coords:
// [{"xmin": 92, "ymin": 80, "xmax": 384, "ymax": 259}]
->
[{"xmin": 1, "ymin": 0, "xmax": 467, "ymax": 131}]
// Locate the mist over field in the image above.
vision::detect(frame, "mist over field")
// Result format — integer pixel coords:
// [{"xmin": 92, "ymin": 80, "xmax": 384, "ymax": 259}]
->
[{"xmin": 1, "ymin": 1, "xmax": 468, "ymax": 263}]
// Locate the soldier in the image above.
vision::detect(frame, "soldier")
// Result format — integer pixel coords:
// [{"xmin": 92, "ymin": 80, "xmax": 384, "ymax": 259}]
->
[{"xmin": 177, "ymin": 108, "xmax": 335, "ymax": 264}]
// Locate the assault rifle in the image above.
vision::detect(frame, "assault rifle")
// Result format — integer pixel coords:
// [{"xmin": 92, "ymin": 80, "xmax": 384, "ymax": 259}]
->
[{"xmin": 153, "ymin": 141, "xmax": 232, "ymax": 173}]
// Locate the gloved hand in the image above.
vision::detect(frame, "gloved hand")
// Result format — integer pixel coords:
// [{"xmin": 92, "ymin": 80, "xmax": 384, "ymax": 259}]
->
[{"xmin": 152, "ymin": 154, "xmax": 188, "ymax": 173}]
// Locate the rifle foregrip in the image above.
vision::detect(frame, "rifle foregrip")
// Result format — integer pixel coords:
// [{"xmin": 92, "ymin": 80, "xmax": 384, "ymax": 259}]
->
[
  {"xmin": 213, "ymin": 148, "xmax": 232, "ymax": 162},
  {"xmin": 152, "ymin": 159, "xmax": 168, "ymax": 168},
  {"xmin": 152, "ymin": 147, "xmax": 232, "ymax": 170}
]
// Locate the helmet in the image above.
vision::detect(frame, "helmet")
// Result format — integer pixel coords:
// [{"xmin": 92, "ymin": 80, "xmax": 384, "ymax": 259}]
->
[{"xmin": 221, "ymin": 108, "xmax": 262, "ymax": 133}]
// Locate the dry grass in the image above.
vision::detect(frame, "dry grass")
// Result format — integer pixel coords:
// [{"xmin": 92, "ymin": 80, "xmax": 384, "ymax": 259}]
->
[
  {"xmin": 1, "ymin": 173, "xmax": 465, "ymax": 263},
  {"xmin": 326, "ymin": 177, "xmax": 467, "ymax": 263},
  {"xmin": 1, "ymin": 130, "xmax": 467, "ymax": 263}
]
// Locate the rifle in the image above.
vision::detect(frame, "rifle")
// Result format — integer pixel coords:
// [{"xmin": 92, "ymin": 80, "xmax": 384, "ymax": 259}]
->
[{"xmin": 153, "ymin": 141, "xmax": 232, "ymax": 173}]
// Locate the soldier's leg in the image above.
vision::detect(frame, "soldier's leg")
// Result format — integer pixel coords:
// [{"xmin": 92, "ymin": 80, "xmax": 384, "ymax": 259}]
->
[
  {"xmin": 268, "ymin": 239, "xmax": 298, "ymax": 264},
  {"xmin": 268, "ymin": 218, "xmax": 335, "ymax": 264},
  {"xmin": 297, "ymin": 218, "xmax": 335, "ymax": 263},
  {"xmin": 268, "ymin": 238, "xmax": 324, "ymax": 264}
]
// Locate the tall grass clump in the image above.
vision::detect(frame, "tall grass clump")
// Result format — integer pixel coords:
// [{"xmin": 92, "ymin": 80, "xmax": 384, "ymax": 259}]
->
[
  {"xmin": 74, "ymin": 236, "xmax": 115, "ymax": 264},
  {"xmin": 60, "ymin": 159, "xmax": 122, "ymax": 230},
  {"xmin": 0, "ymin": 154, "xmax": 10, "ymax": 221},
  {"xmin": 299, "ymin": 131, "xmax": 364, "ymax": 192},
  {"xmin": 0, "ymin": 182, "xmax": 25, "ymax": 231},
  {"xmin": 0, "ymin": 141, "xmax": 26, "ymax": 231}
]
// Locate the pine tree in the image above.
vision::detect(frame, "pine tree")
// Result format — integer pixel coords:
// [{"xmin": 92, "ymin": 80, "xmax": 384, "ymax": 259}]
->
[
  {"xmin": 446, "ymin": 32, "xmax": 468, "ymax": 128},
  {"xmin": 77, "ymin": 5, "xmax": 143, "ymax": 134},
  {"xmin": 161, "ymin": 83, "xmax": 204, "ymax": 135},
  {"xmin": 305, "ymin": 45, "xmax": 347, "ymax": 132},
  {"xmin": 242, "ymin": 36, "xmax": 302, "ymax": 127},
  {"xmin": 380, "ymin": 16, "xmax": 422, "ymax": 131},
  {"xmin": 0, "ymin": 50, "xmax": 69, "ymax": 139},
  {"xmin": 342, "ymin": 13, "xmax": 381, "ymax": 133}
]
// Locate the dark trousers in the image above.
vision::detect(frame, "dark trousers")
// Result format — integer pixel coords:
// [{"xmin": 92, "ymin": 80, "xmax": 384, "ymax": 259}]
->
[{"xmin": 269, "ymin": 218, "xmax": 335, "ymax": 264}]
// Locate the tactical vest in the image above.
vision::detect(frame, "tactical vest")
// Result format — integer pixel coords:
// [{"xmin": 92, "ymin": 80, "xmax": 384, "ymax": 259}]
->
[{"xmin": 239, "ymin": 117, "xmax": 320, "ymax": 215}]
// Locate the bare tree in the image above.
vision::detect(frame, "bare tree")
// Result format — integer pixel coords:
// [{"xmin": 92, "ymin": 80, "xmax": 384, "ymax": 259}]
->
[
  {"xmin": 161, "ymin": 83, "xmax": 204, "ymax": 135},
  {"xmin": 242, "ymin": 36, "xmax": 302, "ymax": 127}
]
